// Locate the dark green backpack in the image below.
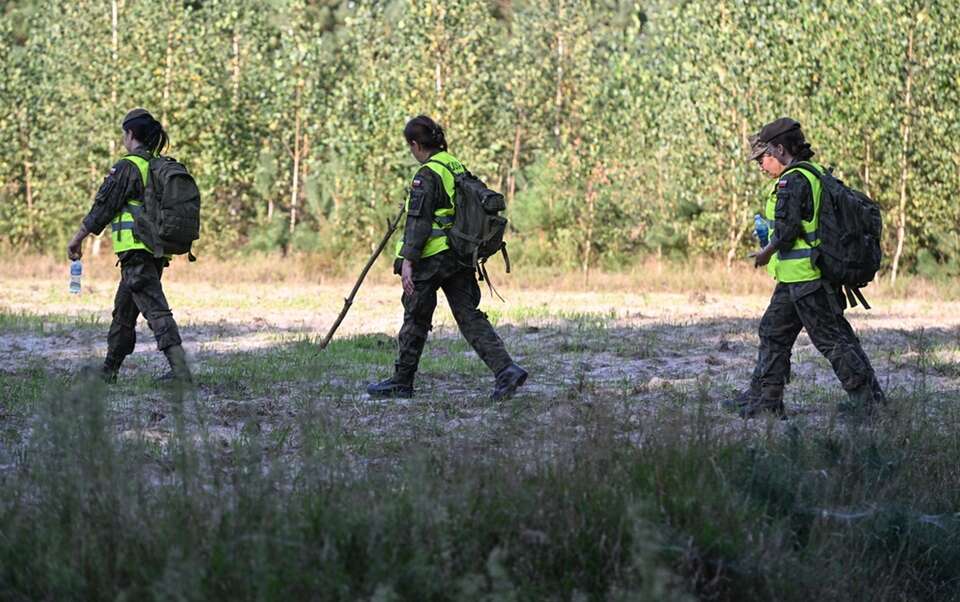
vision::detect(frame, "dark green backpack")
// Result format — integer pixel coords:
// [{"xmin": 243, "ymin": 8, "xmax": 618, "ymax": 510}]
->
[
  {"xmin": 428, "ymin": 160, "xmax": 511, "ymax": 290},
  {"xmin": 132, "ymin": 156, "xmax": 201, "ymax": 260},
  {"xmin": 793, "ymin": 161, "xmax": 882, "ymax": 309}
]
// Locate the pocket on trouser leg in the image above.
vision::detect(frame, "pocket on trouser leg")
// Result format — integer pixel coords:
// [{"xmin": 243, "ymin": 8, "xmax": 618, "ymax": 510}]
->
[
  {"xmin": 110, "ymin": 307, "xmax": 137, "ymax": 330},
  {"xmin": 122, "ymin": 264, "xmax": 159, "ymax": 293},
  {"xmin": 107, "ymin": 326, "xmax": 136, "ymax": 357},
  {"xmin": 833, "ymin": 347, "xmax": 868, "ymax": 391},
  {"xmin": 146, "ymin": 315, "xmax": 181, "ymax": 351}
]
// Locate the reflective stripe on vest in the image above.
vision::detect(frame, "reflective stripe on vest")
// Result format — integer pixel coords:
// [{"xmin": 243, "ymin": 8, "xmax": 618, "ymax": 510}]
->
[
  {"xmin": 395, "ymin": 150, "xmax": 464, "ymax": 260},
  {"xmin": 110, "ymin": 154, "xmax": 151, "ymax": 255},
  {"xmin": 765, "ymin": 162, "xmax": 824, "ymax": 283}
]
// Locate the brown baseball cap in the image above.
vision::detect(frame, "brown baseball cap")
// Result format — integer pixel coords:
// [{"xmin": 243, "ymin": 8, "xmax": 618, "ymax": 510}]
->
[{"xmin": 748, "ymin": 117, "xmax": 802, "ymax": 161}]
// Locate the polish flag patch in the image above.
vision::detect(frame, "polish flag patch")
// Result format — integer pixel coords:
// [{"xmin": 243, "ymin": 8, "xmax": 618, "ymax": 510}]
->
[
  {"xmin": 778, "ymin": 179, "xmax": 788, "ymax": 188},
  {"xmin": 412, "ymin": 178, "xmax": 423, "ymax": 188}
]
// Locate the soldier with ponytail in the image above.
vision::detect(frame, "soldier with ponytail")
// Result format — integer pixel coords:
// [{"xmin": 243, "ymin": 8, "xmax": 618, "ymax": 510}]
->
[
  {"xmin": 366, "ymin": 115, "xmax": 528, "ymax": 401},
  {"xmin": 67, "ymin": 108, "xmax": 192, "ymax": 385}
]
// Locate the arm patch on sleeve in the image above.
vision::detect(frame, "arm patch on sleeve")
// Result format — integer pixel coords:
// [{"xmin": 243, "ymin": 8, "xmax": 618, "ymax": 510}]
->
[{"xmin": 407, "ymin": 187, "xmax": 425, "ymax": 217}]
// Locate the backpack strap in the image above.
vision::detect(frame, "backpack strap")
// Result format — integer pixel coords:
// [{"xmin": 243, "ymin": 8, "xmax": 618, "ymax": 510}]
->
[
  {"xmin": 822, "ymin": 281, "xmax": 845, "ymax": 315},
  {"xmin": 424, "ymin": 159, "xmax": 458, "ymax": 230},
  {"xmin": 826, "ymin": 281, "xmax": 872, "ymax": 312},
  {"xmin": 478, "ymin": 257, "xmax": 506, "ymax": 303},
  {"xmin": 790, "ymin": 161, "xmax": 825, "ymax": 180},
  {"xmin": 426, "ymin": 159, "xmax": 453, "ymax": 175},
  {"xmin": 848, "ymin": 286, "xmax": 871, "ymax": 310}
]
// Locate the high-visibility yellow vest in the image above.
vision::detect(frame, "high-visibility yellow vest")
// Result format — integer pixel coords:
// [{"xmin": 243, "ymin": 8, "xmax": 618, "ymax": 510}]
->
[
  {"xmin": 110, "ymin": 154, "xmax": 151, "ymax": 254},
  {"xmin": 396, "ymin": 150, "xmax": 464, "ymax": 260},
  {"xmin": 765, "ymin": 161, "xmax": 824, "ymax": 283}
]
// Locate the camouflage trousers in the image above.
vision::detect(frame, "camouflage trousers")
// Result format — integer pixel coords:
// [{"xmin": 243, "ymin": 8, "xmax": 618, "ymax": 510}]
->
[
  {"xmin": 747, "ymin": 281, "xmax": 884, "ymax": 402},
  {"xmin": 105, "ymin": 251, "xmax": 182, "ymax": 365},
  {"xmin": 393, "ymin": 252, "xmax": 513, "ymax": 383}
]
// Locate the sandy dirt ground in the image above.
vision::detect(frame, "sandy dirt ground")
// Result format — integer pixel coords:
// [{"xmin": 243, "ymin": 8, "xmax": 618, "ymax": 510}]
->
[
  {"xmin": 3, "ymin": 269, "xmax": 958, "ymax": 407},
  {"xmin": 1, "ymin": 263, "xmax": 959, "ymax": 489}
]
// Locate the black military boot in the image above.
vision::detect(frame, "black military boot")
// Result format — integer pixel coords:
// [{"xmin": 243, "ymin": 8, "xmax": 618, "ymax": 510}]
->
[
  {"xmin": 491, "ymin": 363, "xmax": 528, "ymax": 401},
  {"xmin": 366, "ymin": 376, "xmax": 414, "ymax": 399},
  {"xmin": 100, "ymin": 354, "xmax": 124, "ymax": 384},
  {"xmin": 735, "ymin": 385, "xmax": 785, "ymax": 419},
  {"xmin": 737, "ymin": 397, "xmax": 786, "ymax": 419},
  {"xmin": 156, "ymin": 345, "xmax": 194, "ymax": 385}
]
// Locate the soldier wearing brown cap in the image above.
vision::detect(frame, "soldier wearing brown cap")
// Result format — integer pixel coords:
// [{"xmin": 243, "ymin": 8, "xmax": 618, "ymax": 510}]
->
[
  {"xmin": 66, "ymin": 109, "xmax": 192, "ymax": 384},
  {"xmin": 723, "ymin": 118, "xmax": 884, "ymax": 417}
]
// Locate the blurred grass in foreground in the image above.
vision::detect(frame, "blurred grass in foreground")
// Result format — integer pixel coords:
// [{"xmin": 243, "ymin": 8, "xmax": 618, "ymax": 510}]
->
[{"xmin": 1, "ymin": 357, "xmax": 959, "ymax": 600}]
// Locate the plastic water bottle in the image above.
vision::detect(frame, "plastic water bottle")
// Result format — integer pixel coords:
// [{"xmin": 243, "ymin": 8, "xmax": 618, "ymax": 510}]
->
[
  {"xmin": 753, "ymin": 214, "xmax": 769, "ymax": 248},
  {"xmin": 69, "ymin": 260, "xmax": 82, "ymax": 294}
]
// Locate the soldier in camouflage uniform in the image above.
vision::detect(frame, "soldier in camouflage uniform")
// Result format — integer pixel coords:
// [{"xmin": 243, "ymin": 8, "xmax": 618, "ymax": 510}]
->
[
  {"xmin": 724, "ymin": 118, "xmax": 884, "ymax": 418},
  {"xmin": 367, "ymin": 115, "xmax": 527, "ymax": 400},
  {"xmin": 67, "ymin": 109, "xmax": 192, "ymax": 384}
]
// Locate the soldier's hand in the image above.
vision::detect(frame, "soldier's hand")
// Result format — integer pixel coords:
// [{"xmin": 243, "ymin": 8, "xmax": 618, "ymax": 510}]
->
[
  {"xmin": 748, "ymin": 249, "xmax": 771, "ymax": 268},
  {"xmin": 67, "ymin": 232, "xmax": 86, "ymax": 261},
  {"xmin": 401, "ymin": 259, "xmax": 415, "ymax": 296}
]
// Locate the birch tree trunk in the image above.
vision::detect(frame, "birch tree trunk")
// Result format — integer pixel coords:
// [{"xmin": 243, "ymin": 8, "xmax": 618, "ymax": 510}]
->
[
  {"xmin": 109, "ymin": 0, "xmax": 119, "ymax": 161},
  {"xmin": 554, "ymin": 0, "xmax": 565, "ymax": 140},
  {"xmin": 862, "ymin": 136, "xmax": 872, "ymax": 198},
  {"xmin": 507, "ymin": 121, "xmax": 521, "ymax": 205},
  {"xmin": 891, "ymin": 25, "xmax": 915, "ymax": 285},
  {"xmin": 725, "ymin": 115, "xmax": 749, "ymax": 268},
  {"xmin": 89, "ymin": 164, "xmax": 102, "ymax": 256},
  {"xmin": 289, "ymin": 82, "xmax": 303, "ymax": 235},
  {"xmin": 582, "ymin": 171, "xmax": 596, "ymax": 286},
  {"xmin": 232, "ymin": 29, "xmax": 241, "ymax": 105},
  {"xmin": 162, "ymin": 24, "xmax": 174, "ymax": 124}
]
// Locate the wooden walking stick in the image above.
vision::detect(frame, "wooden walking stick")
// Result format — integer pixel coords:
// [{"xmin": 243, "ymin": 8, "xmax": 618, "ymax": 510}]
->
[{"xmin": 317, "ymin": 204, "xmax": 406, "ymax": 350}]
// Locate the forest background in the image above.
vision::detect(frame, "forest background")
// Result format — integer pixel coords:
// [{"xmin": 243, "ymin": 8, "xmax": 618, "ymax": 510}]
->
[{"xmin": 1, "ymin": 0, "xmax": 958, "ymax": 284}]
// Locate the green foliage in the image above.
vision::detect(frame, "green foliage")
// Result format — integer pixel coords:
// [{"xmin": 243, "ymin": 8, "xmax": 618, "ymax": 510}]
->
[{"xmin": 1, "ymin": 0, "xmax": 959, "ymax": 273}]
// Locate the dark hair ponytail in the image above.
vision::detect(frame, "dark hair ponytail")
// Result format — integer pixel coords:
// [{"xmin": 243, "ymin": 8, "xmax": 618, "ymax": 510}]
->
[
  {"xmin": 122, "ymin": 108, "xmax": 169, "ymax": 156},
  {"xmin": 404, "ymin": 115, "xmax": 447, "ymax": 151},
  {"xmin": 770, "ymin": 127, "xmax": 814, "ymax": 161}
]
